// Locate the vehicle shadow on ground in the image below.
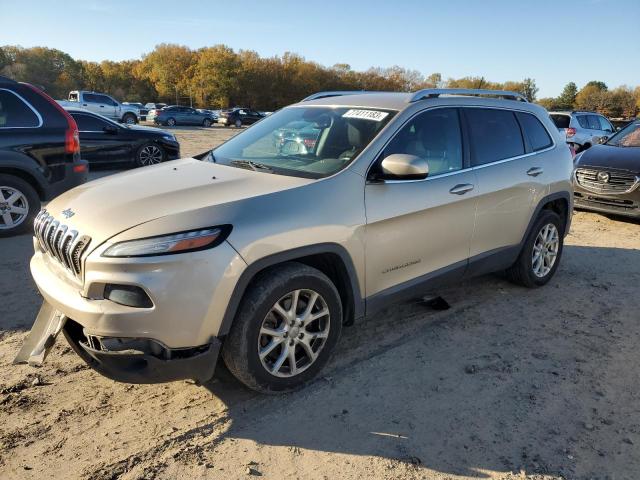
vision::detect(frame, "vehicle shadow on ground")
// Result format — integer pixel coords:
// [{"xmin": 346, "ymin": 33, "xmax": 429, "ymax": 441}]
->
[{"xmin": 196, "ymin": 244, "xmax": 640, "ymax": 479}]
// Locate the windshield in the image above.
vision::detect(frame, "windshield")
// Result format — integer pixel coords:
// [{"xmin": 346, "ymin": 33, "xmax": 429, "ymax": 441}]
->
[
  {"xmin": 211, "ymin": 106, "xmax": 396, "ymax": 178},
  {"xmin": 607, "ymin": 122, "xmax": 640, "ymax": 147}
]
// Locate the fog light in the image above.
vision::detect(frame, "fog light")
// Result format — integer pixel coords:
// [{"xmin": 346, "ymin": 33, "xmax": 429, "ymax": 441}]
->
[{"xmin": 104, "ymin": 284, "xmax": 153, "ymax": 308}]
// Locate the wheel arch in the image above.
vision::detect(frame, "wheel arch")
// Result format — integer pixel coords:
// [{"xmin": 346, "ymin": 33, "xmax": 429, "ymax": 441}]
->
[
  {"xmin": 0, "ymin": 166, "xmax": 46, "ymax": 200},
  {"xmin": 218, "ymin": 243, "xmax": 364, "ymax": 337},
  {"xmin": 521, "ymin": 192, "xmax": 571, "ymax": 245}
]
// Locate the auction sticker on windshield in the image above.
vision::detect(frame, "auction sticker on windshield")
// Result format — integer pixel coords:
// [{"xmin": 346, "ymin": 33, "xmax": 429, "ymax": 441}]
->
[{"xmin": 342, "ymin": 109, "xmax": 389, "ymax": 122}]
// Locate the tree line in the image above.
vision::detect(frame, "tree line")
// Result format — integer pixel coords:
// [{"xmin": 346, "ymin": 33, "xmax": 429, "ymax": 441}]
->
[{"xmin": 1, "ymin": 44, "xmax": 638, "ymax": 117}]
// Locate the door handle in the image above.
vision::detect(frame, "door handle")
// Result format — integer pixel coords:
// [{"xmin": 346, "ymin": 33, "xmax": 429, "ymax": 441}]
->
[
  {"xmin": 99, "ymin": 105, "xmax": 105, "ymax": 108},
  {"xmin": 82, "ymin": 103, "xmax": 87, "ymax": 106},
  {"xmin": 449, "ymin": 183, "xmax": 474, "ymax": 195},
  {"xmin": 527, "ymin": 167, "xmax": 544, "ymax": 177}
]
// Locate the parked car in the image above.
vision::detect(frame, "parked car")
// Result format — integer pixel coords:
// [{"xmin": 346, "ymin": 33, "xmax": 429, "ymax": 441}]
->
[
  {"xmin": 197, "ymin": 108, "xmax": 219, "ymax": 120},
  {"xmin": 15, "ymin": 89, "xmax": 573, "ymax": 394},
  {"xmin": 145, "ymin": 102, "xmax": 167, "ymax": 110},
  {"xmin": 0, "ymin": 75, "xmax": 87, "ymax": 236},
  {"xmin": 58, "ymin": 91, "xmax": 139, "ymax": 125},
  {"xmin": 154, "ymin": 106, "xmax": 216, "ymax": 127},
  {"xmin": 573, "ymin": 120, "xmax": 640, "ymax": 218},
  {"xmin": 550, "ymin": 111, "xmax": 616, "ymax": 153},
  {"xmin": 122, "ymin": 102, "xmax": 148, "ymax": 121},
  {"xmin": 217, "ymin": 108, "xmax": 265, "ymax": 127},
  {"xmin": 66, "ymin": 108, "xmax": 180, "ymax": 167}
]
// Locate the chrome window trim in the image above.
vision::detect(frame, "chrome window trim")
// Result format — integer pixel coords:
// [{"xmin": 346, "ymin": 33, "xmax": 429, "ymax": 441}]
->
[
  {"xmin": 365, "ymin": 104, "xmax": 557, "ymax": 185},
  {"xmin": 0, "ymin": 88, "xmax": 44, "ymax": 129}
]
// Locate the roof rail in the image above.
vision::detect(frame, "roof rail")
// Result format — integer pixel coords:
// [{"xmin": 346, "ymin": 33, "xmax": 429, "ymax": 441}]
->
[
  {"xmin": 410, "ymin": 88, "xmax": 528, "ymax": 103},
  {"xmin": 301, "ymin": 91, "xmax": 383, "ymax": 102}
]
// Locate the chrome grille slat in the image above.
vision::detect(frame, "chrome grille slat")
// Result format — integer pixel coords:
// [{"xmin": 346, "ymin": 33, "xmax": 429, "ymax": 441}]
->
[
  {"xmin": 32, "ymin": 210, "xmax": 91, "ymax": 279},
  {"xmin": 575, "ymin": 168, "xmax": 639, "ymax": 195}
]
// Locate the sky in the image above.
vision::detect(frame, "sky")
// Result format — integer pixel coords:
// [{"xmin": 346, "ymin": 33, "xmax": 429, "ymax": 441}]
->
[{"xmin": 1, "ymin": 0, "xmax": 638, "ymax": 98}]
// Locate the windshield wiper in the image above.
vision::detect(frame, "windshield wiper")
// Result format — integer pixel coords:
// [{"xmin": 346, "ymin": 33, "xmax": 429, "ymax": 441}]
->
[{"xmin": 230, "ymin": 159, "xmax": 274, "ymax": 173}]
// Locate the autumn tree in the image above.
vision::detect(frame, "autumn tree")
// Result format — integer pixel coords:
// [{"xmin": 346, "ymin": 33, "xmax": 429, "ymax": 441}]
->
[{"xmin": 139, "ymin": 44, "xmax": 194, "ymax": 102}]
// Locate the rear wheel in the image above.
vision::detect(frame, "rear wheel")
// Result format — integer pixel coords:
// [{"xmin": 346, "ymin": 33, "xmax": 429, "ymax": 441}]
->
[
  {"xmin": 0, "ymin": 174, "xmax": 40, "ymax": 237},
  {"xmin": 222, "ymin": 262, "xmax": 342, "ymax": 393},
  {"xmin": 136, "ymin": 143, "xmax": 165, "ymax": 167},
  {"xmin": 506, "ymin": 210, "xmax": 564, "ymax": 288}
]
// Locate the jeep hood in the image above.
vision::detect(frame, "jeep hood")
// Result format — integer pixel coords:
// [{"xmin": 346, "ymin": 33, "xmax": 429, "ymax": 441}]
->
[{"xmin": 44, "ymin": 158, "xmax": 312, "ymax": 246}]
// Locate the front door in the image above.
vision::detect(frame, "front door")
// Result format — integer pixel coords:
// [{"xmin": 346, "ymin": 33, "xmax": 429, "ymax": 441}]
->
[{"xmin": 364, "ymin": 107, "xmax": 477, "ymax": 300}]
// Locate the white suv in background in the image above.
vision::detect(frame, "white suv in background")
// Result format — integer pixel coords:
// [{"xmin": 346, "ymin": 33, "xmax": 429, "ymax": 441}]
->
[{"xmin": 550, "ymin": 111, "xmax": 616, "ymax": 152}]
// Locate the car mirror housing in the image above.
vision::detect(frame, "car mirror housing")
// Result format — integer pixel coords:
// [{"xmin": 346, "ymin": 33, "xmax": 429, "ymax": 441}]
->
[
  {"xmin": 103, "ymin": 125, "xmax": 118, "ymax": 134},
  {"xmin": 379, "ymin": 154, "xmax": 429, "ymax": 180}
]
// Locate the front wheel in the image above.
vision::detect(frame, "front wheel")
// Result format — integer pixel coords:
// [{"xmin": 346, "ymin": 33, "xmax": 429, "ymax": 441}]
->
[
  {"xmin": 0, "ymin": 174, "xmax": 40, "ymax": 237},
  {"xmin": 235, "ymin": 119, "xmax": 242, "ymax": 128},
  {"xmin": 123, "ymin": 113, "xmax": 137, "ymax": 125},
  {"xmin": 222, "ymin": 262, "xmax": 342, "ymax": 393},
  {"xmin": 203, "ymin": 118, "xmax": 212, "ymax": 127},
  {"xmin": 506, "ymin": 210, "xmax": 564, "ymax": 287},
  {"xmin": 166, "ymin": 117, "xmax": 176, "ymax": 127}
]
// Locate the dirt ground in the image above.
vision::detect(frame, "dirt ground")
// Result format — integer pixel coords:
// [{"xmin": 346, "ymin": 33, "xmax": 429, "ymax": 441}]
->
[{"xmin": 1, "ymin": 126, "xmax": 639, "ymax": 480}]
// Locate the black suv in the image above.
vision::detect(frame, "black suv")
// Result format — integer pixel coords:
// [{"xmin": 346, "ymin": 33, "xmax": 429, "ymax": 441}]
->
[
  {"xmin": 0, "ymin": 76, "xmax": 88, "ymax": 236},
  {"xmin": 217, "ymin": 108, "xmax": 265, "ymax": 127}
]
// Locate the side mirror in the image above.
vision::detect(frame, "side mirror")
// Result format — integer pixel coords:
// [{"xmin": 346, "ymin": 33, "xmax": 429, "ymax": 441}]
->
[
  {"xmin": 103, "ymin": 125, "xmax": 118, "ymax": 134},
  {"xmin": 597, "ymin": 136, "xmax": 608, "ymax": 144},
  {"xmin": 378, "ymin": 154, "xmax": 429, "ymax": 180}
]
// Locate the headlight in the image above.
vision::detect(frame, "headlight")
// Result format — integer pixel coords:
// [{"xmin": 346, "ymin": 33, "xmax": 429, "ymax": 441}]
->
[
  {"xmin": 162, "ymin": 134, "xmax": 176, "ymax": 142},
  {"xmin": 102, "ymin": 226, "xmax": 231, "ymax": 258}
]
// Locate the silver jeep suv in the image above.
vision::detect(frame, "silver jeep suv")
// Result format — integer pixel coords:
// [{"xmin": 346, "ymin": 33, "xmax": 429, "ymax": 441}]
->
[{"xmin": 16, "ymin": 89, "xmax": 573, "ymax": 393}]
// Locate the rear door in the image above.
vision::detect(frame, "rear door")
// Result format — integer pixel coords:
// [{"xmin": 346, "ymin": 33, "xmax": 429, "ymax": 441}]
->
[
  {"xmin": 365, "ymin": 107, "xmax": 478, "ymax": 298},
  {"xmin": 71, "ymin": 112, "xmax": 133, "ymax": 163},
  {"xmin": 464, "ymin": 108, "xmax": 550, "ymax": 264}
]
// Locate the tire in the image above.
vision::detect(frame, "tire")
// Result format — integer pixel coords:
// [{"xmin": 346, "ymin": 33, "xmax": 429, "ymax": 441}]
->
[
  {"xmin": 203, "ymin": 118, "xmax": 212, "ymax": 127},
  {"xmin": 166, "ymin": 118, "xmax": 176, "ymax": 127},
  {"xmin": 222, "ymin": 262, "xmax": 343, "ymax": 393},
  {"xmin": 235, "ymin": 119, "xmax": 242, "ymax": 128},
  {"xmin": 136, "ymin": 143, "xmax": 165, "ymax": 167},
  {"xmin": 506, "ymin": 210, "xmax": 564, "ymax": 288},
  {"xmin": 122, "ymin": 113, "xmax": 137, "ymax": 125},
  {"xmin": 0, "ymin": 174, "xmax": 40, "ymax": 237}
]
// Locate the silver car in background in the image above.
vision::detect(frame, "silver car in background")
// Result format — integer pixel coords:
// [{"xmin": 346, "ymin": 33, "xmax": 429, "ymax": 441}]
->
[{"xmin": 550, "ymin": 110, "xmax": 616, "ymax": 152}]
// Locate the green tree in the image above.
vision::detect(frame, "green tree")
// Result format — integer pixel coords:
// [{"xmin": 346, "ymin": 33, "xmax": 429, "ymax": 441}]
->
[{"xmin": 556, "ymin": 82, "xmax": 578, "ymax": 110}]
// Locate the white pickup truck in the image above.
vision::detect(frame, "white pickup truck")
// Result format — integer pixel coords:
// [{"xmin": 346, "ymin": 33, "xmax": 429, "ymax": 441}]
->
[{"xmin": 58, "ymin": 91, "xmax": 140, "ymax": 124}]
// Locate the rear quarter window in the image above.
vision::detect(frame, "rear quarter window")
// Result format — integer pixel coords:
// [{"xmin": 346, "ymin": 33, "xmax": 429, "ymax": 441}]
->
[
  {"xmin": 0, "ymin": 89, "xmax": 40, "ymax": 128},
  {"xmin": 550, "ymin": 114, "xmax": 570, "ymax": 129},
  {"xmin": 465, "ymin": 108, "xmax": 525, "ymax": 166},
  {"xmin": 576, "ymin": 115, "xmax": 589, "ymax": 129},
  {"xmin": 516, "ymin": 112, "xmax": 553, "ymax": 151}
]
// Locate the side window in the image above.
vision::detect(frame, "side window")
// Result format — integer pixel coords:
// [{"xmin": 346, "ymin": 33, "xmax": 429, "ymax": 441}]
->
[
  {"xmin": 83, "ymin": 93, "xmax": 99, "ymax": 103},
  {"xmin": 0, "ymin": 90, "xmax": 40, "ymax": 128},
  {"xmin": 516, "ymin": 112, "xmax": 553, "ymax": 151},
  {"xmin": 72, "ymin": 113, "xmax": 109, "ymax": 131},
  {"xmin": 465, "ymin": 108, "xmax": 525, "ymax": 166},
  {"xmin": 587, "ymin": 115, "xmax": 601, "ymax": 130},
  {"xmin": 96, "ymin": 95, "xmax": 114, "ymax": 106},
  {"xmin": 576, "ymin": 115, "xmax": 589, "ymax": 129},
  {"xmin": 382, "ymin": 108, "xmax": 463, "ymax": 176},
  {"xmin": 598, "ymin": 116, "xmax": 613, "ymax": 132}
]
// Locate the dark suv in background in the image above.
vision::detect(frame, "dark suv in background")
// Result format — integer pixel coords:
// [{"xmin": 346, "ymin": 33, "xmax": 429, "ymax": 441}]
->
[
  {"xmin": 217, "ymin": 108, "xmax": 265, "ymax": 127},
  {"xmin": 0, "ymin": 75, "xmax": 88, "ymax": 236}
]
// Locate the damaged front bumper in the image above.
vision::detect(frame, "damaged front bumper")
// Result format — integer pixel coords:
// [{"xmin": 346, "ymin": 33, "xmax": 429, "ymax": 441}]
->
[{"xmin": 14, "ymin": 301, "xmax": 221, "ymax": 384}]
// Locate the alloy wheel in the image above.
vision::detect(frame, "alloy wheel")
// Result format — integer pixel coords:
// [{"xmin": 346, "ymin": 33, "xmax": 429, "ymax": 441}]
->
[
  {"xmin": 532, "ymin": 223, "xmax": 559, "ymax": 278},
  {"xmin": 125, "ymin": 116, "xmax": 136, "ymax": 125},
  {"xmin": 258, "ymin": 289, "xmax": 330, "ymax": 378},
  {"xmin": 0, "ymin": 186, "xmax": 29, "ymax": 230},
  {"xmin": 139, "ymin": 145, "xmax": 163, "ymax": 166}
]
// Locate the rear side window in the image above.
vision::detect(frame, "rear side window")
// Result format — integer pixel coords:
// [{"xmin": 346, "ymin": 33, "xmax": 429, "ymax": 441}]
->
[
  {"xmin": 516, "ymin": 112, "xmax": 553, "ymax": 151},
  {"xmin": 586, "ymin": 115, "xmax": 601, "ymax": 130},
  {"xmin": 465, "ymin": 108, "xmax": 525, "ymax": 166},
  {"xmin": 0, "ymin": 89, "xmax": 40, "ymax": 128},
  {"xmin": 576, "ymin": 115, "xmax": 589, "ymax": 128},
  {"xmin": 72, "ymin": 113, "xmax": 109, "ymax": 131},
  {"xmin": 597, "ymin": 116, "xmax": 613, "ymax": 132}
]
